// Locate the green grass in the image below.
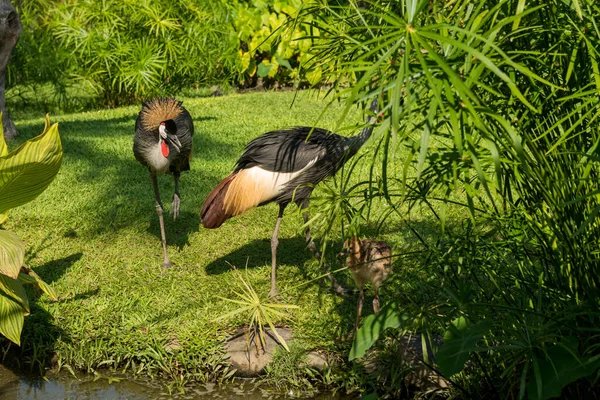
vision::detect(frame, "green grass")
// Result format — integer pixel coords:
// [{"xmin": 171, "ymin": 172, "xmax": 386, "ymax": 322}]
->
[{"xmin": 3, "ymin": 90, "xmax": 459, "ymax": 392}]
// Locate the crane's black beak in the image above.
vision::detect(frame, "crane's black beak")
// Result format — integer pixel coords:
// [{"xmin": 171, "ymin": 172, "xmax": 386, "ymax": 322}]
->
[{"xmin": 165, "ymin": 134, "xmax": 182, "ymax": 153}]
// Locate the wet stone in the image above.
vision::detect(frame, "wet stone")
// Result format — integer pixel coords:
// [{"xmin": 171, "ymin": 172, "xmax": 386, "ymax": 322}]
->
[{"xmin": 224, "ymin": 327, "xmax": 328, "ymax": 376}]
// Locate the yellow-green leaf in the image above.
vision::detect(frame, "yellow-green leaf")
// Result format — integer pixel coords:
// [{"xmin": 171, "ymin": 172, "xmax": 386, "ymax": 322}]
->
[
  {"xmin": 268, "ymin": 56, "xmax": 280, "ymax": 78},
  {"xmin": 0, "ymin": 293, "xmax": 25, "ymax": 345},
  {"xmin": 0, "ymin": 230, "xmax": 25, "ymax": 279},
  {"xmin": 0, "ymin": 274, "xmax": 28, "ymax": 313},
  {"xmin": 0, "ymin": 120, "xmax": 63, "ymax": 215},
  {"xmin": 305, "ymin": 67, "xmax": 322, "ymax": 86},
  {"xmin": 512, "ymin": 0, "xmax": 527, "ymax": 31},
  {"xmin": 18, "ymin": 267, "xmax": 58, "ymax": 301}
]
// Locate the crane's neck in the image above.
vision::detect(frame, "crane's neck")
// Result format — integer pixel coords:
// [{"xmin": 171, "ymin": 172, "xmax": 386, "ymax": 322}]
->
[{"xmin": 344, "ymin": 98, "xmax": 379, "ymax": 158}]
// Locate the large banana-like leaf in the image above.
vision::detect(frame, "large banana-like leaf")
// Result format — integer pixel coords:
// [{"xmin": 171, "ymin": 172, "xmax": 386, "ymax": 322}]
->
[
  {"xmin": 0, "ymin": 114, "xmax": 62, "ymax": 215},
  {"xmin": 0, "ymin": 274, "xmax": 29, "ymax": 313},
  {"xmin": 0, "ymin": 292, "xmax": 25, "ymax": 345},
  {"xmin": 19, "ymin": 267, "xmax": 58, "ymax": 301},
  {"xmin": 0, "ymin": 230, "xmax": 25, "ymax": 279}
]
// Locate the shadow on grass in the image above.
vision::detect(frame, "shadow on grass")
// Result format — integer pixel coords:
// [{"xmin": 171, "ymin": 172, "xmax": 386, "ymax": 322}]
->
[
  {"xmin": 63, "ymin": 288, "xmax": 100, "ymax": 303},
  {"xmin": 13, "ymin": 112, "xmax": 236, "ymax": 240},
  {"xmin": 204, "ymin": 237, "xmax": 311, "ymax": 275},
  {"xmin": 147, "ymin": 210, "xmax": 200, "ymax": 249},
  {"xmin": 0, "ymin": 251, "xmax": 89, "ymax": 374},
  {"xmin": 33, "ymin": 253, "xmax": 83, "ymax": 285},
  {"xmin": 203, "ymin": 235, "xmax": 360, "ymax": 299},
  {"xmin": 0, "ymin": 295, "xmax": 71, "ymax": 377}
]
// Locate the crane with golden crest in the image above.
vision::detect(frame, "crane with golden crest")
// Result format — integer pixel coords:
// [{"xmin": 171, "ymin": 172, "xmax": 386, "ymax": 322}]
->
[{"xmin": 133, "ymin": 98, "xmax": 194, "ymax": 269}]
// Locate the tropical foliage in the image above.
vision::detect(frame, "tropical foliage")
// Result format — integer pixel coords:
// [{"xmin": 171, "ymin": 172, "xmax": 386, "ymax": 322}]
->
[
  {"xmin": 8, "ymin": 0, "xmax": 240, "ymax": 107},
  {"xmin": 234, "ymin": 0, "xmax": 327, "ymax": 87},
  {"xmin": 7, "ymin": 0, "xmax": 328, "ymax": 107},
  {"xmin": 0, "ymin": 113, "xmax": 60, "ymax": 345},
  {"xmin": 295, "ymin": 0, "xmax": 600, "ymax": 398}
]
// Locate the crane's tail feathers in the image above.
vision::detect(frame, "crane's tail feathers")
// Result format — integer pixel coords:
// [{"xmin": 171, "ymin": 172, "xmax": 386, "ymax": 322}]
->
[
  {"xmin": 200, "ymin": 173, "xmax": 237, "ymax": 229},
  {"xmin": 201, "ymin": 168, "xmax": 283, "ymax": 228}
]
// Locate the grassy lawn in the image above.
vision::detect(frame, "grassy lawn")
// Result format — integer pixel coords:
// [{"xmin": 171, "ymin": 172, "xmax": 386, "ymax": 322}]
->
[{"xmin": 5, "ymin": 90, "xmax": 448, "ymax": 390}]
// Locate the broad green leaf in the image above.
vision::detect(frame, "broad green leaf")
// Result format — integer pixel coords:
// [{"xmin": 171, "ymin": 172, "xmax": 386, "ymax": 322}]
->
[
  {"xmin": 239, "ymin": 51, "xmax": 251, "ymax": 72},
  {"xmin": 305, "ymin": 67, "xmax": 322, "ymax": 86},
  {"xmin": 0, "ymin": 120, "xmax": 63, "ymax": 215},
  {"xmin": 527, "ymin": 339, "xmax": 600, "ymax": 400},
  {"xmin": 0, "ymin": 293, "xmax": 25, "ymax": 345},
  {"xmin": 275, "ymin": 54, "xmax": 292, "ymax": 70},
  {"xmin": 257, "ymin": 61, "xmax": 272, "ymax": 78},
  {"xmin": 0, "ymin": 230, "xmax": 26, "ymax": 279},
  {"xmin": 0, "ymin": 274, "xmax": 29, "ymax": 313},
  {"xmin": 349, "ymin": 301, "xmax": 407, "ymax": 361},
  {"xmin": 436, "ymin": 317, "xmax": 492, "ymax": 377},
  {"xmin": 18, "ymin": 268, "xmax": 58, "ymax": 301}
]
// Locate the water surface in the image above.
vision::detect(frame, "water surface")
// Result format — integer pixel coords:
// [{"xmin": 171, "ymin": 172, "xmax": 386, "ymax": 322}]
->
[{"xmin": 0, "ymin": 366, "xmax": 351, "ymax": 399}]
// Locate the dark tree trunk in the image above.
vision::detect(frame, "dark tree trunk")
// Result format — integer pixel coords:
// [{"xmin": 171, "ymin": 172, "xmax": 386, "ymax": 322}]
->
[{"xmin": 0, "ymin": 0, "xmax": 20, "ymax": 140}]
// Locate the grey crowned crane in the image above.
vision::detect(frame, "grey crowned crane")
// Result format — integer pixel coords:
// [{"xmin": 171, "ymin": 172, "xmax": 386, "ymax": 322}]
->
[
  {"xmin": 133, "ymin": 98, "xmax": 194, "ymax": 269},
  {"xmin": 200, "ymin": 98, "xmax": 379, "ymax": 297}
]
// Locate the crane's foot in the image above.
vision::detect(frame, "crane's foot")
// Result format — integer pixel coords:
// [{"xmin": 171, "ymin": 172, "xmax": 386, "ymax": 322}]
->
[
  {"xmin": 170, "ymin": 193, "xmax": 180, "ymax": 220},
  {"xmin": 161, "ymin": 261, "xmax": 173, "ymax": 269}
]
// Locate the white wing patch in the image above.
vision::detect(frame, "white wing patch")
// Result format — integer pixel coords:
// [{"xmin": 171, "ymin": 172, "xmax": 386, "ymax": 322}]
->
[{"xmin": 224, "ymin": 157, "xmax": 318, "ymax": 216}]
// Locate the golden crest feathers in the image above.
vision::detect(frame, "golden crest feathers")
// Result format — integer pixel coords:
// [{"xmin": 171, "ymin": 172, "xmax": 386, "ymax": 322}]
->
[{"xmin": 139, "ymin": 98, "xmax": 184, "ymax": 132}]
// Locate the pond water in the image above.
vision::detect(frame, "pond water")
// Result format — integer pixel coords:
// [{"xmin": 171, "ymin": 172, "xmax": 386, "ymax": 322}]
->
[{"xmin": 0, "ymin": 366, "xmax": 353, "ymax": 399}]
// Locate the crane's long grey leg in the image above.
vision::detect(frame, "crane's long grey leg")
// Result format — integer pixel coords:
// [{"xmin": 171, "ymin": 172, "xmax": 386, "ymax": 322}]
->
[
  {"xmin": 301, "ymin": 200, "xmax": 346, "ymax": 295},
  {"xmin": 152, "ymin": 173, "xmax": 172, "ymax": 270},
  {"xmin": 269, "ymin": 204, "xmax": 286, "ymax": 298},
  {"xmin": 171, "ymin": 170, "xmax": 181, "ymax": 219}
]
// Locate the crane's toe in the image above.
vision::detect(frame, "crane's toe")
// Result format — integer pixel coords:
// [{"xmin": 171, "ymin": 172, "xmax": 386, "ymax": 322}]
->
[{"xmin": 171, "ymin": 193, "xmax": 180, "ymax": 219}]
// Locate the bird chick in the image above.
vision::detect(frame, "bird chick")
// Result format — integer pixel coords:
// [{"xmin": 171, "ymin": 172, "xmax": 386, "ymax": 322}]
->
[{"xmin": 340, "ymin": 237, "xmax": 392, "ymax": 332}]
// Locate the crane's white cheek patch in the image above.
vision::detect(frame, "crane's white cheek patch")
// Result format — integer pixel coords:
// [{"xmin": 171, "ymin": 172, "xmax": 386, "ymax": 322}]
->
[{"xmin": 223, "ymin": 163, "xmax": 316, "ymax": 216}]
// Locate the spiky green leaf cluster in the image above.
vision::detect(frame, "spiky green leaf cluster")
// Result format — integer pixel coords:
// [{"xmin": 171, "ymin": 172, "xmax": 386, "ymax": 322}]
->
[
  {"xmin": 8, "ymin": 0, "xmax": 241, "ymax": 106},
  {"xmin": 297, "ymin": 0, "xmax": 600, "ymax": 397}
]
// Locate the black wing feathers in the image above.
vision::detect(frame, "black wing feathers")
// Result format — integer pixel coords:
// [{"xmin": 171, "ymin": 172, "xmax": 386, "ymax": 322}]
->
[{"xmin": 235, "ymin": 127, "xmax": 342, "ymax": 173}]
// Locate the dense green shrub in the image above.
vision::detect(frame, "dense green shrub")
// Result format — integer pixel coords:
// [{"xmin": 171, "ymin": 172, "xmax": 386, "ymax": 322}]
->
[
  {"xmin": 233, "ymin": 0, "xmax": 326, "ymax": 88},
  {"xmin": 8, "ymin": 0, "xmax": 240, "ymax": 107},
  {"xmin": 299, "ymin": 0, "xmax": 600, "ymax": 398},
  {"xmin": 6, "ymin": 0, "xmax": 331, "ymax": 107}
]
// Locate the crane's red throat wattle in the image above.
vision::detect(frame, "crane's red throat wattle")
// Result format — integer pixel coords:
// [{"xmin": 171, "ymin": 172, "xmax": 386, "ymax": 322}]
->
[{"xmin": 161, "ymin": 140, "xmax": 169, "ymax": 157}]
